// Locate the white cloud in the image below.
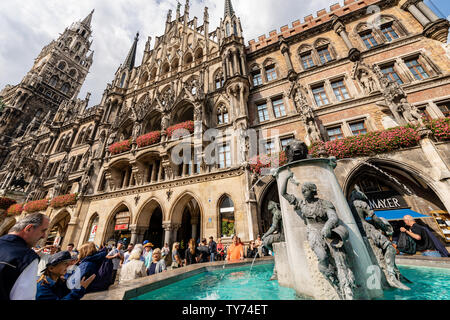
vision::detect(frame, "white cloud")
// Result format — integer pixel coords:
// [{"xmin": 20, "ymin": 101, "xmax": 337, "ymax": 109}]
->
[{"xmin": 0, "ymin": 0, "xmax": 338, "ymax": 106}]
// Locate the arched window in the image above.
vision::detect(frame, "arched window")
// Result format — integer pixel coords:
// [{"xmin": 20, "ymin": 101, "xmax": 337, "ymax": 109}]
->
[
  {"xmin": 184, "ymin": 53, "xmax": 193, "ymax": 65},
  {"xmin": 298, "ymin": 45, "xmax": 316, "ymax": 71},
  {"xmin": 215, "ymin": 70, "xmax": 225, "ymax": 89},
  {"xmin": 140, "ymin": 71, "xmax": 149, "ymax": 85},
  {"xmin": 75, "ymin": 56, "xmax": 81, "ymax": 63},
  {"xmin": 195, "ymin": 48, "xmax": 203, "ymax": 61},
  {"xmin": 251, "ymin": 65, "xmax": 263, "ymax": 87},
  {"xmin": 171, "ymin": 58, "xmax": 179, "ymax": 71},
  {"xmin": 77, "ymin": 128, "xmax": 86, "ymax": 145},
  {"xmin": 233, "ymin": 23, "xmax": 238, "ymax": 36},
  {"xmin": 150, "ymin": 68, "xmax": 157, "ymax": 80},
  {"xmin": 61, "ymin": 83, "xmax": 70, "ymax": 94},
  {"xmin": 69, "ymin": 69, "xmax": 77, "ymax": 78},
  {"xmin": 74, "ymin": 42, "xmax": 81, "ymax": 51},
  {"xmin": 119, "ymin": 73, "xmax": 127, "ymax": 88},
  {"xmin": 85, "ymin": 214, "xmax": 99, "ymax": 242},
  {"xmin": 217, "ymin": 105, "xmax": 229, "ymax": 125},
  {"xmin": 49, "ymin": 76, "xmax": 58, "ymax": 87},
  {"xmin": 226, "ymin": 22, "xmax": 231, "ymax": 37},
  {"xmin": 58, "ymin": 61, "xmax": 66, "ymax": 70},
  {"xmin": 314, "ymin": 38, "xmax": 335, "ymax": 65},
  {"xmin": 162, "ymin": 62, "xmax": 170, "ymax": 74},
  {"xmin": 219, "ymin": 196, "xmax": 235, "ymax": 238}
]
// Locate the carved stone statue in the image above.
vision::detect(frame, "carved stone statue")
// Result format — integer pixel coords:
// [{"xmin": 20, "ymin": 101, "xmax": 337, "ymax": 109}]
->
[
  {"xmin": 349, "ymin": 186, "xmax": 410, "ymax": 290},
  {"xmin": 306, "ymin": 118, "xmax": 322, "ymax": 143},
  {"xmin": 132, "ymin": 122, "xmax": 142, "ymax": 141},
  {"xmin": 281, "ymin": 176, "xmax": 356, "ymax": 300},
  {"xmin": 161, "ymin": 112, "xmax": 170, "ymax": 132},
  {"xmin": 397, "ymin": 98, "xmax": 424, "ymax": 127},
  {"xmin": 358, "ymin": 69, "xmax": 377, "ymax": 94},
  {"xmin": 262, "ymin": 201, "xmax": 285, "ymax": 280},
  {"xmin": 107, "ymin": 131, "xmax": 116, "ymax": 146}
]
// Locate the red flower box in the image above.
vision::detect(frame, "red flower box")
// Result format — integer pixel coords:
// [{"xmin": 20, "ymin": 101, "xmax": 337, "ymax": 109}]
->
[
  {"xmin": 136, "ymin": 131, "xmax": 161, "ymax": 148},
  {"xmin": 249, "ymin": 151, "xmax": 287, "ymax": 175},
  {"xmin": 166, "ymin": 121, "xmax": 195, "ymax": 138},
  {"xmin": 7, "ymin": 204, "xmax": 23, "ymax": 216},
  {"xmin": 109, "ymin": 139, "xmax": 132, "ymax": 155},
  {"xmin": 0, "ymin": 197, "xmax": 16, "ymax": 210},
  {"xmin": 428, "ymin": 117, "xmax": 450, "ymax": 141},
  {"xmin": 309, "ymin": 125, "xmax": 421, "ymax": 159},
  {"xmin": 50, "ymin": 193, "xmax": 78, "ymax": 209},
  {"xmin": 24, "ymin": 199, "xmax": 49, "ymax": 213}
]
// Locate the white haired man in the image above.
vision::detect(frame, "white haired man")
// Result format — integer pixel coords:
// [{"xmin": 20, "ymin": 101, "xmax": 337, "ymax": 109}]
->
[
  {"xmin": 0, "ymin": 213, "xmax": 50, "ymax": 300},
  {"xmin": 401, "ymin": 215, "xmax": 441, "ymax": 257}
]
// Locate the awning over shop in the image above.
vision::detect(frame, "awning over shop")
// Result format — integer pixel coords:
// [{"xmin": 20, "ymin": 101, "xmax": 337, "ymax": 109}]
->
[{"xmin": 366, "ymin": 209, "xmax": 431, "ymax": 221}]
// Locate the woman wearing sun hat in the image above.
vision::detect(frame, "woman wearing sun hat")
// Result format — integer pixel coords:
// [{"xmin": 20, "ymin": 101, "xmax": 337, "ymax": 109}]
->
[
  {"xmin": 36, "ymin": 251, "xmax": 96, "ymax": 300},
  {"xmin": 143, "ymin": 242, "xmax": 154, "ymax": 269}
]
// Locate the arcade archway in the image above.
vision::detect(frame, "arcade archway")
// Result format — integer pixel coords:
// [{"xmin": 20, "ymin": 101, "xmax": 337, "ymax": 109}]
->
[
  {"xmin": 104, "ymin": 204, "xmax": 132, "ymax": 245},
  {"xmin": 171, "ymin": 194, "xmax": 201, "ymax": 255},
  {"xmin": 258, "ymin": 180, "xmax": 280, "ymax": 236},
  {"xmin": 344, "ymin": 160, "xmax": 446, "ymax": 241},
  {"xmin": 46, "ymin": 210, "xmax": 71, "ymax": 247},
  {"xmin": 136, "ymin": 199, "xmax": 164, "ymax": 248}
]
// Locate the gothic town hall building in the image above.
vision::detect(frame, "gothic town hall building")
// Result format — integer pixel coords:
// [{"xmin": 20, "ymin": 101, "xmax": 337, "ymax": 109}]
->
[{"xmin": 0, "ymin": 0, "xmax": 450, "ymax": 250}]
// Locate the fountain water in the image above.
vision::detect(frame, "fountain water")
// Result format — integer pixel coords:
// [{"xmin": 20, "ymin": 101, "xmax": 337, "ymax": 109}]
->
[{"xmin": 249, "ymin": 254, "xmax": 258, "ymax": 273}]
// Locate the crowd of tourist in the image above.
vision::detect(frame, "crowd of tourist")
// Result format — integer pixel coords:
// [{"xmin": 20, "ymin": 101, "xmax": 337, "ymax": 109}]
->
[{"xmin": 0, "ymin": 212, "xmax": 272, "ymax": 300}]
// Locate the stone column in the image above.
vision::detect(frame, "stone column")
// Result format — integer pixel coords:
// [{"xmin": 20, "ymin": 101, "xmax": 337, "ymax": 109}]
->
[
  {"xmin": 151, "ymin": 162, "xmax": 158, "ymax": 182},
  {"xmin": 240, "ymin": 54, "xmax": 247, "ymax": 76},
  {"xmin": 163, "ymin": 222, "xmax": 172, "ymax": 246},
  {"xmin": 158, "ymin": 162, "xmax": 163, "ymax": 181},
  {"xmin": 233, "ymin": 51, "xmax": 240, "ymax": 76},
  {"xmin": 280, "ymin": 41, "xmax": 294, "ymax": 74},
  {"xmin": 402, "ymin": 1, "xmax": 431, "ymax": 26},
  {"xmin": 130, "ymin": 224, "xmax": 139, "ymax": 244},
  {"xmin": 331, "ymin": 16, "xmax": 360, "ymax": 62},
  {"xmin": 222, "ymin": 60, "xmax": 228, "ymax": 81},
  {"xmin": 171, "ymin": 223, "xmax": 181, "ymax": 243},
  {"xmin": 191, "ymin": 217, "xmax": 199, "ymax": 241},
  {"xmin": 416, "ymin": 1, "xmax": 440, "ymax": 22}
]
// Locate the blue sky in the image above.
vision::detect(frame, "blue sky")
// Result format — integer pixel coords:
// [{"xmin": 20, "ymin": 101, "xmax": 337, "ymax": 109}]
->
[{"xmin": 0, "ymin": 0, "xmax": 449, "ymax": 107}]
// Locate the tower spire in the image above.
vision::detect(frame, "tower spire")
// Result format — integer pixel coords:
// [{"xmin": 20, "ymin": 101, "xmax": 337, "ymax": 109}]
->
[
  {"xmin": 123, "ymin": 32, "xmax": 139, "ymax": 71},
  {"xmin": 81, "ymin": 9, "xmax": 95, "ymax": 27},
  {"xmin": 224, "ymin": 0, "xmax": 235, "ymax": 18}
]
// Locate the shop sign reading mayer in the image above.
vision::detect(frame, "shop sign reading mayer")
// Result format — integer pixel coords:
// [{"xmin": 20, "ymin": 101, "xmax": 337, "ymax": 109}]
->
[{"xmin": 367, "ymin": 191, "xmax": 409, "ymax": 211}]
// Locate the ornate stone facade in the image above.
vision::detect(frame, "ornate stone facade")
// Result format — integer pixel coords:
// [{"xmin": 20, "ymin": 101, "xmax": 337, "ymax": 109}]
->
[{"xmin": 0, "ymin": 0, "xmax": 449, "ymax": 251}]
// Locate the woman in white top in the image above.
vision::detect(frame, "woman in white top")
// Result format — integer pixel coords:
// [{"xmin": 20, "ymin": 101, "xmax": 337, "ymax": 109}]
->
[{"xmin": 119, "ymin": 247, "xmax": 147, "ymax": 283}]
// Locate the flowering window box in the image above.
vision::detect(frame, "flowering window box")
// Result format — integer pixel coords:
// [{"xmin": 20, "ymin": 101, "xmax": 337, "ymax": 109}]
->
[
  {"xmin": 166, "ymin": 121, "xmax": 195, "ymax": 139},
  {"xmin": 428, "ymin": 117, "xmax": 450, "ymax": 141},
  {"xmin": 24, "ymin": 199, "xmax": 49, "ymax": 213},
  {"xmin": 50, "ymin": 193, "xmax": 78, "ymax": 209},
  {"xmin": 249, "ymin": 151, "xmax": 287, "ymax": 175},
  {"xmin": 136, "ymin": 131, "xmax": 161, "ymax": 148},
  {"xmin": 109, "ymin": 139, "xmax": 132, "ymax": 155},
  {"xmin": 309, "ymin": 126, "xmax": 421, "ymax": 159},
  {"xmin": 0, "ymin": 197, "xmax": 17, "ymax": 211},
  {"xmin": 7, "ymin": 204, "xmax": 23, "ymax": 216}
]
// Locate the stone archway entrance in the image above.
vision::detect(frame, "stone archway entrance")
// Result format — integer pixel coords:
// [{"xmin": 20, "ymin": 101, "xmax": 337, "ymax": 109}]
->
[
  {"xmin": 47, "ymin": 210, "xmax": 71, "ymax": 247},
  {"xmin": 104, "ymin": 204, "xmax": 132, "ymax": 245},
  {"xmin": 258, "ymin": 180, "xmax": 280, "ymax": 236},
  {"xmin": 135, "ymin": 199, "xmax": 164, "ymax": 248},
  {"xmin": 344, "ymin": 161, "xmax": 447, "ymax": 242},
  {"xmin": 170, "ymin": 194, "xmax": 201, "ymax": 257}
]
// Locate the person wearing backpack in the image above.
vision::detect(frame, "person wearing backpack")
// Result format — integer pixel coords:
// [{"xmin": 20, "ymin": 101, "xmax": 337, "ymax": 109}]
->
[{"xmin": 401, "ymin": 215, "xmax": 448, "ymax": 257}]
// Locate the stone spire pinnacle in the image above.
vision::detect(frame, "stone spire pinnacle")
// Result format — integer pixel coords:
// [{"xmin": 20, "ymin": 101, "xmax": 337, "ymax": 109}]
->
[
  {"xmin": 123, "ymin": 32, "xmax": 139, "ymax": 71},
  {"xmin": 224, "ymin": 0, "xmax": 235, "ymax": 18},
  {"xmin": 81, "ymin": 9, "xmax": 95, "ymax": 27}
]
